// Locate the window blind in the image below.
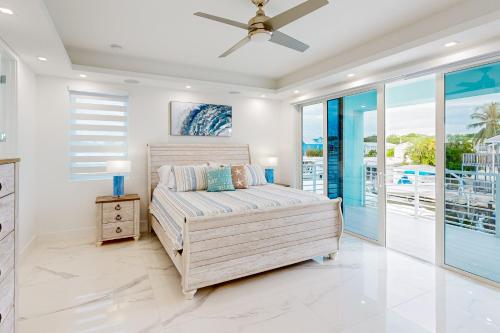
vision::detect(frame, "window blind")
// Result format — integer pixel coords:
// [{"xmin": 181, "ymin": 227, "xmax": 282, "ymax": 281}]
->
[{"xmin": 69, "ymin": 90, "xmax": 129, "ymax": 181}]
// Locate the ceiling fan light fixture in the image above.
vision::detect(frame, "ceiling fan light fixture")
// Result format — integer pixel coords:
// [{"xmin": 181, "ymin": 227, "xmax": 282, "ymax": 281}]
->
[{"xmin": 250, "ymin": 30, "xmax": 272, "ymax": 43}]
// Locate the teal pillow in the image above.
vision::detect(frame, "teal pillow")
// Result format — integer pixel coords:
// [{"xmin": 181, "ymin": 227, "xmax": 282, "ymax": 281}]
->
[{"xmin": 207, "ymin": 166, "xmax": 235, "ymax": 192}]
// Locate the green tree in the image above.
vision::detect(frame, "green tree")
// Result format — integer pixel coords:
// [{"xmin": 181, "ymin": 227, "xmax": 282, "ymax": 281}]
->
[
  {"xmin": 364, "ymin": 135, "xmax": 377, "ymax": 143},
  {"xmin": 365, "ymin": 149, "xmax": 377, "ymax": 157},
  {"xmin": 386, "ymin": 148, "xmax": 395, "ymax": 157},
  {"xmin": 386, "ymin": 135, "xmax": 402, "ymax": 144},
  {"xmin": 306, "ymin": 148, "xmax": 323, "ymax": 157},
  {"xmin": 445, "ymin": 134, "xmax": 475, "ymax": 170},
  {"xmin": 406, "ymin": 137, "xmax": 435, "ymax": 166},
  {"xmin": 468, "ymin": 102, "xmax": 500, "ymax": 143}
]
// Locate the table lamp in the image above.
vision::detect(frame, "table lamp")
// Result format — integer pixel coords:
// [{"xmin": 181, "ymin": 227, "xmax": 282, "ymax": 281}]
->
[
  {"xmin": 107, "ymin": 160, "xmax": 131, "ymax": 197},
  {"xmin": 263, "ymin": 156, "xmax": 278, "ymax": 183}
]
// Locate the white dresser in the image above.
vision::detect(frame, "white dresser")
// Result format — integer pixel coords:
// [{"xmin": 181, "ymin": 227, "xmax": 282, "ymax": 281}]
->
[{"xmin": 0, "ymin": 159, "xmax": 18, "ymax": 333}]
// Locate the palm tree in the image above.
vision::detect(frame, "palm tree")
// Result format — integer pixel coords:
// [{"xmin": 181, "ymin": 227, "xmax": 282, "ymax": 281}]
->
[{"xmin": 467, "ymin": 102, "xmax": 500, "ymax": 143}]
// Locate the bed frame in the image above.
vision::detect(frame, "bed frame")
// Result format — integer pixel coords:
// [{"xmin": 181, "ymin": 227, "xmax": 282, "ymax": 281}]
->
[{"xmin": 147, "ymin": 144, "xmax": 343, "ymax": 299}]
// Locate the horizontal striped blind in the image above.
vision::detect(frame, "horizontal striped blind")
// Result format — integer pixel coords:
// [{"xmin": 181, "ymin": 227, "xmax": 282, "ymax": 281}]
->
[{"xmin": 69, "ymin": 90, "xmax": 129, "ymax": 181}]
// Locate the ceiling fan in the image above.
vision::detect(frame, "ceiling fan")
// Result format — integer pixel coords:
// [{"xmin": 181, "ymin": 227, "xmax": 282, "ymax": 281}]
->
[{"xmin": 194, "ymin": 0, "xmax": 329, "ymax": 58}]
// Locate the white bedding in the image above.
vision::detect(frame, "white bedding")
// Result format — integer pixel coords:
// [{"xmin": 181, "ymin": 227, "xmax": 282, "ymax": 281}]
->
[{"xmin": 150, "ymin": 184, "xmax": 329, "ymax": 251}]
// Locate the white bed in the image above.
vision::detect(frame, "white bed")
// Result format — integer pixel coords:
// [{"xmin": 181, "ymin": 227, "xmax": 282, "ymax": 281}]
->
[{"xmin": 147, "ymin": 144, "xmax": 343, "ymax": 299}]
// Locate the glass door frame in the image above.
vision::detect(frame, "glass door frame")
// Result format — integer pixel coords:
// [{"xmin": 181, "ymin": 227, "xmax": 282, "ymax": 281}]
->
[
  {"xmin": 435, "ymin": 56, "xmax": 500, "ymax": 288},
  {"xmin": 299, "ymin": 84, "xmax": 387, "ymax": 247}
]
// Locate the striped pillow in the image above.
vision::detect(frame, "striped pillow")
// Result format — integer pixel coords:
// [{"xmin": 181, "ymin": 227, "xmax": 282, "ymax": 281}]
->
[
  {"xmin": 172, "ymin": 165, "xmax": 209, "ymax": 192},
  {"xmin": 245, "ymin": 164, "xmax": 267, "ymax": 186}
]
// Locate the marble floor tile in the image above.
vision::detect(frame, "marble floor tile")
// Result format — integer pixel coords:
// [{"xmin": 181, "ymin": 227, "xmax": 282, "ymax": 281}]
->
[{"xmin": 19, "ymin": 234, "xmax": 500, "ymax": 333}]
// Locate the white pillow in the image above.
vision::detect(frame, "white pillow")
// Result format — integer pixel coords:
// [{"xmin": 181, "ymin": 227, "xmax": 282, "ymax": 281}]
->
[
  {"xmin": 245, "ymin": 164, "xmax": 267, "ymax": 186},
  {"xmin": 158, "ymin": 165, "xmax": 172, "ymax": 186}
]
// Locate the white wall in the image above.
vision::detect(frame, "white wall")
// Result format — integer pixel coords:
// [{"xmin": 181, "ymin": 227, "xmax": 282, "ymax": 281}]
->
[
  {"xmin": 16, "ymin": 61, "xmax": 38, "ymax": 252},
  {"xmin": 36, "ymin": 76, "xmax": 293, "ymax": 239}
]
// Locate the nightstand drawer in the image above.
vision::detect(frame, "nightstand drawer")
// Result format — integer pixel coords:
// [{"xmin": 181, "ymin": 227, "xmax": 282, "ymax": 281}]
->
[
  {"xmin": 0, "ymin": 271, "xmax": 14, "ymax": 330},
  {"xmin": 0, "ymin": 164, "xmax": 14, "ymax": 199},
  {"xmin": 0, "ymin": 194, "xmax": 14, "ymax": 241},
  {"xmin": 0, "ymin": 233, "xmax": 14, "ymax": 284},
  {"xmin": 102, "ymin": 201, "xmax": 134, "ymax": 223},
  {"xmin": 102, "ymin": 221, "xmax": 134, "ymax": 240}
]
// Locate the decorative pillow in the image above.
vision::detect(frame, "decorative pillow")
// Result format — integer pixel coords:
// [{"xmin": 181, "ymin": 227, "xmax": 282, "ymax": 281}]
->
[
  {"xmin": 231, "ymin": 165, "xmax": 248, "ymax": 189},
  {"xmin": 245, "ymin": 164, "xmax": 267, "ymax": 186},
  {"xmin": 172, "ymin": 165, "xmax": 209, "ymax": 192},
  {"xmin": 207, "ymin": 166, "xmax": 235, "ymax": 192}
]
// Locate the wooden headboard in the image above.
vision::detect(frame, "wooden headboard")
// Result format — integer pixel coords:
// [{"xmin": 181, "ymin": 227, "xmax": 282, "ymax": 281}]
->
[{"xmin": 147, "ymin": 143, "xmax": 251, "ymax": 201}]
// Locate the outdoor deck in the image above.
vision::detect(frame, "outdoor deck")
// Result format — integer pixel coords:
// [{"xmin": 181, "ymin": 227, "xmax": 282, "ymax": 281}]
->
[{"xmin": 344, "ymin": 205, "xmax": 500, "ymax": 281}]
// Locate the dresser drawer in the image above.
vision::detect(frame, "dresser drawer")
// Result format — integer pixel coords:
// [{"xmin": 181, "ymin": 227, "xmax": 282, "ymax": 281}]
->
[
  {"xmin": 0, "ymin": 195, "xmax": 14, "ymax": 242},
  {"xmin": 0, "ymin": 233, "xmax": 14, "ymax": 284},
  {"xmin": 102, "ymin": 221, "xmax": 134, "ymax": 240},
  {"xmin": 0, "ymin": 271, "xmax": 14, "ymax": 331},
  {"xmin": 102, "ymin": 201, "xmax": 134, "ymax": 223},
  {"xmin": 0, "ymin": 306, "xmax": 14, "ymax": 333},
  {"xmin": 0, "ymin": 164, "xmax": 14, "ymax": 199}
]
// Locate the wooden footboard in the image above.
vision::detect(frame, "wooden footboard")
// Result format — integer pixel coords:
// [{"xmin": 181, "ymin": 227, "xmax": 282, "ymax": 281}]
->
[{"xmin": 181, "ymin": 199, "xmax": 343, "ymax": 295}]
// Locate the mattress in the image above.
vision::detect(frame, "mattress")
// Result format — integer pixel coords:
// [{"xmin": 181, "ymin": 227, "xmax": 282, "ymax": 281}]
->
[{"xmin": 150, "ymin": 184, "xmax": 329, "ymax": 251}]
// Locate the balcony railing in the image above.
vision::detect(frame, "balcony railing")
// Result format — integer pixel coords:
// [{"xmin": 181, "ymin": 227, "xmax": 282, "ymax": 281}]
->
[{"xmin": 302, "ymin": 158, "xmax": 323, "ymax": 194}]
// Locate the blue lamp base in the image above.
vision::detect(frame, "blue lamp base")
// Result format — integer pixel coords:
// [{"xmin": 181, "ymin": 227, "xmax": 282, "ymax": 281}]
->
[
  {"xmin": 265, "ymin": 168, "xmax": 274, "ymax": 183},
  {"xmin": 113, "ymin": 175, "xmax": 125, "ymax": 197}
]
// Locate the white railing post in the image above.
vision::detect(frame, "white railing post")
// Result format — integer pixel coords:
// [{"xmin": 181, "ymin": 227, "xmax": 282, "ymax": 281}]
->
[
  {"xmin": 414, "ymin": 172, "xmax": 420, "ymax": 217},
  {"xmin": 496, "ymin": 174, "xmax": 500, "ymax": 238},
  {"xmin": 312, "ymin": 163, "xmax": 317, "ymax": 193}
]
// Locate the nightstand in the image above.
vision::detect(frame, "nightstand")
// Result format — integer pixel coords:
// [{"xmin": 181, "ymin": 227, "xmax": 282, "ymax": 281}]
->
[{"xmin": 96, "ymin": 194, "xmax": 140, "ymax": 246}]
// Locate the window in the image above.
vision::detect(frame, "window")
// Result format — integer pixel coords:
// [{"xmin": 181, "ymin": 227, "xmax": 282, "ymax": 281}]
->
[{"xmin": 69, "ymin": 90, "xmax": 129, "ymax": 181}]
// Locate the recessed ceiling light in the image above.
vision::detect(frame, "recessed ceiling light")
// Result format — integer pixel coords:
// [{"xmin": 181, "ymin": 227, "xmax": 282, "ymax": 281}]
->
[
  {"xmin": 229, "ymin": 91, "xmax": 241, "ymax": 95},
  {"xmin": 37, "ymin": 56, "xmax": 48, "ymax": 62},
  {"xmin": 185, "ymin": 85, "xmax": 192, "ymax": 89},
  {"xmin": 79, "ymin": 74, "xmax": 87, "ymax": 78},
  {"xmin": 260, "ymin": 94, "xmax": 266, "ymax": 98},
  {"xmin": 347, "ymin": 73, "xmax": 355, "ymax": 78},
  {"xmin": 0, "ymin": 8, "xmax": 14, "ymax": 15},
  {"xmin": 444, "ymin": 41, "xmax": 459, "ymax": 47},
  {"xmin": 294, "ymin": 90, "xmax": 300, "ymax": 94},
  {"xmin": 124, "ymin": 79, "xmax": 140, "ymax": 84}
]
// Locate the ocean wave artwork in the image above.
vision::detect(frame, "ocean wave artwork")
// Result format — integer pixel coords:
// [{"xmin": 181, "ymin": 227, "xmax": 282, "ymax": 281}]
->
[{"xmin": 170, "ymin": 101, "xmax": 232, "ymax": 137}]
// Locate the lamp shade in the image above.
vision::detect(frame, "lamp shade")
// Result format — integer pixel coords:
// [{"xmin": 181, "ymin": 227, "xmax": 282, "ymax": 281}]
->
[
  {"xmin": 106, "ymin": 160, "xmax": 131, "ymax": 173},
  {"xmin": 263, "ymin": 156, "xmax": 278, "ymax": 167}
]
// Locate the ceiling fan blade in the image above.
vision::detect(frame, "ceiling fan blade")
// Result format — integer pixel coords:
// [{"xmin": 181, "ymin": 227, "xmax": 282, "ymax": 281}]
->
[
  {"xmin": 270, "ymin": 31, "xmax": 309, "ymax": 52},
  {"xmin": 219, "ymin": 36, "xmax": 251, "ymax": 58},
  {"xmin": 265, "ymin": 0, "xmax": 329, "ymax": 31},
  {"xmin": 194, "ymin": 12, "xmax": 249, "ymax": 30}
]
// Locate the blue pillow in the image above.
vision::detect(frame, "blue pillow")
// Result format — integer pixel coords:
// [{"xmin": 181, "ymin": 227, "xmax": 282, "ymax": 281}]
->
[{"xmin": 207, "ymin": 166, "xmax": 235, "ymax": 192}]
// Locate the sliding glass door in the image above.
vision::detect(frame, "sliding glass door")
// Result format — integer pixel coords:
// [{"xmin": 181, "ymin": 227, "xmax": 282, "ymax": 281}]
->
[
  {"xmin": 327, "ymin": 90, "xmax": 381, "ymax": 241},
  {"xmin": 385, "ymin": 75, "xmax": 436, "ymax": 262},
  {"xmin": 302, "ymin": 103, "xmax": 324, "ymax": 194},
  {"xmin": 444, "ymin": 61, "xmax": 500, "ymax": 283}
]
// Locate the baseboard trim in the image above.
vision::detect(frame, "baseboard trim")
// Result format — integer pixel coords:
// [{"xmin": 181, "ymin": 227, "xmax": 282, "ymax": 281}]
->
[
  {"xmin": 36, "ymin": 220, "xmax": 149, "ymax": 244},
  {"xmin": 19, "ymin": 234, "xmax": 38, "ymax": 263}
]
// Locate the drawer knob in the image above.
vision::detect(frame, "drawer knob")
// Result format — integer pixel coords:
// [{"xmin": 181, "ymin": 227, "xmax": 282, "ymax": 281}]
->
[
  {"xmin": 0, "ymin": 312, "xmax": 2, "ymax": 324},
  {"xmin": 115, "ymin": 204, "xmax": 121, "ymax": 211},
  {"xmin": 116, "ymin": 227, "xmax": 122, "ymax": 234},
  {"xmin": 115, "ymin": 214, "xmax": 122, "ymax": 221},
  {"xmin": 0, "ymin": 182, "xmax": 2, "ymax": 191},
  {"xmin": 0, "ymin": 223, "xmax": 2, "ymax": 233}
]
